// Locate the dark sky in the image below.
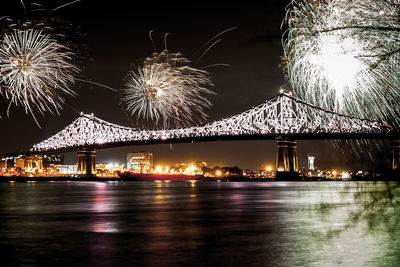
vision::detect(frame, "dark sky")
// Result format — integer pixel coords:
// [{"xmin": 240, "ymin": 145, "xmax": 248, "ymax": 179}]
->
[{"xmin": 0, "ymin": 0, "xmax": 390, "ymax": 170}]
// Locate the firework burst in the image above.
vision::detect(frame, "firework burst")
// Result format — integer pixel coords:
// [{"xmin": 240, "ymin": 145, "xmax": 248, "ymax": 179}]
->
[
  {"xmin": 0, "ymin": 26, "xmax": 79, "ymax": 117},
  {"xmin": 122, "ymin": 50, "xmax": 214, "ymax": 128},
  {"xmin": 283, "ymin": 0, "xmax": 400, "ymax": 128}
]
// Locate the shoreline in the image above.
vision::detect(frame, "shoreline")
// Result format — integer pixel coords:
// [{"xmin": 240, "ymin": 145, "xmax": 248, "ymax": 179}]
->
[{"xmin": 0, "ymin": 176, "xmax": 398, "ymax": 182}]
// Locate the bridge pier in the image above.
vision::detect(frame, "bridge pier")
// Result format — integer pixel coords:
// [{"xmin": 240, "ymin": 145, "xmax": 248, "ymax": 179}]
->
[
  {"xmin": 392, "ymin": 140, "xmax": 400, "ymax": 177},
  {"xmin": 77, "ymin": 148, "xmax": 96, "ymax": 177},
  {"xmin": 276, "ymin": 139, "xmax": 299, "ymax": 181},
  {"xmin": 392, "ymin": 140, "xmax": 400, "ymax": 170}
]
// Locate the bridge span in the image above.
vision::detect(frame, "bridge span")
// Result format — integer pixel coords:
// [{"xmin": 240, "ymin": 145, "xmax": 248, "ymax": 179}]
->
[{"xmin": 30, "ymin": 93, "xmax": 396, "ymax": 179}]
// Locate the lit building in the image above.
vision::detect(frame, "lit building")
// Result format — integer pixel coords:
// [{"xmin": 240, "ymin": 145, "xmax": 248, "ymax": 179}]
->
[
  {"xmin": 1, "ymin": 154, "xmax": 44, "ymax": 174},
  {"xmin": 16, "ymin": 158, "xmax": 25, "ymax": 170},
  {"xmin": 54, "ymin": 165, "xmax": 77, "ymax": 175},
  {"xmin": 96, "ymin": 163, "xmax": 107, "ymax": 173},
  {"xmin": 1, "ymin": 154, "xmax": 24, "ymax": 170},
  {"xmin": 308, "ymin": 155, "xmax": 315, "ymax": 170},
  {"xmin": 127, "ymin": 152, "xmax": 153, "ymax": 173},
  {"xmin": 24, "ymin": 156, "xmax": 44, "ymax": 174},
  {"xmin": 43, "ymin": 154, "xmax": 64, "ymax": 168}
]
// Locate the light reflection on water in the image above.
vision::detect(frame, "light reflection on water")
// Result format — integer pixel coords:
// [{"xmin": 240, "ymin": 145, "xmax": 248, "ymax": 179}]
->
[
  {"xmin": 91, "ymin": 182, "xmax": 119, "ymax": 233},
  {"xmin": 0, "ymin": 181, "xmax": 399, "ymax": 266}
]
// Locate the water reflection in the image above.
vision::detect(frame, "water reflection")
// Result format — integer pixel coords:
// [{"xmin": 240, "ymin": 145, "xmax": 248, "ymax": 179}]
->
[
  {"xmin": 281, "ymin": 182, "xmax": 400, "ymax": 266},
  {"xmin": 0, "ymin": 181, "xmax": 398, "ymax": 266},
  {"xmin": 90, "ymin": 182, "xmax": 119, "ymax": 233}
]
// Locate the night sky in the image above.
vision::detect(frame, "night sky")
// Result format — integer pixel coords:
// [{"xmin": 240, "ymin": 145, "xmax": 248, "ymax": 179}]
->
[{"xmin": 0, "ymin": 0, "xmax": 390, "ymax": 170}]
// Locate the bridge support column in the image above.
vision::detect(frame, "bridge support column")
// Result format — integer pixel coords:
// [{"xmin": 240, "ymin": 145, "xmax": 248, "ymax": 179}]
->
[
  {"xmin": 77, "ymin": 148, "xmax": 96, "ymax": 177},
  {"xmin": 276, "ymin": 139, "xmax": 299, "ymax": 181},
  {"xmin": 392, "ymin": 140, "xmax": 400, "ymax": 177}
]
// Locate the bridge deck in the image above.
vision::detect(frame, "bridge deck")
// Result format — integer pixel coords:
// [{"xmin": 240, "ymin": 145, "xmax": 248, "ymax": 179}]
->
[{"xmin": 30, "ymin": 93, "xmax": 394, "ymax": 153}]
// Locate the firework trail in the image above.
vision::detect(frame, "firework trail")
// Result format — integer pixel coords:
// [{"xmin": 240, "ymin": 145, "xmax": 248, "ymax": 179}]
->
[
  {"xmin": 18, "ymin": 0, "xmax": 82, "ymax": 14},
  {"xmin": 0, "ymin": 27, "xmax": 79, "ymax": 120},
  {"xmin": 122, "ymin": 50, "xmax": 214, "ymax": 128},
  {"xmin": 283, "ymin": 0, "xmax": 400, "ymax": 128}
]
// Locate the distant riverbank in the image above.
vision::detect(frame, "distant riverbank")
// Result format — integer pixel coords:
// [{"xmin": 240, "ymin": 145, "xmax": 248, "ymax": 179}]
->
[{"xmin": 1, "ymin": 175, "xmax": 398, "ymax": 182}]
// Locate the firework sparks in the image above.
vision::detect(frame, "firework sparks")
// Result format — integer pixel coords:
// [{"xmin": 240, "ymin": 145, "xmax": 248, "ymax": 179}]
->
[
  {"xmin": 122, "ymin": 50, "xmax": 214, "ymax": 128},
  {"xmin": 0, "ymin": 27, "xmax": 79, "ymax": 118},
  {"xmin": 283, "ymin": 0, "xmax": 400, "ymax": 127}
]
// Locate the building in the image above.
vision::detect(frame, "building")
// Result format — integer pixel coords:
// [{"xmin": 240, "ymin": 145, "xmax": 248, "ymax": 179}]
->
[
  {"xmin": 15, "ymin": 158, "xmax": 26, "ymax": 170},
  {"xmin": 1, "ymin": 154, "xmax": 24, "ymax": 170},
  {"xmin": 308, "ymin": 155, "xmax": 315, "ymax": 171},
  {"xmin": 54, "ymin": 165, "xmax": 77, "ymax": 175},
  {"xmin": 127, "ymin": 152, "xmax": 153, "ymax": 173},
  {"xmin": 1, "ymin": 154, "xmax": 44, "ymax": 174},
  {"xmin": 43, "ymin": 154, "xmax": 64, "ymax": 168},
  {"xmin": 25, "ymin": 156, "xmax": 44, "ymax": 174}
]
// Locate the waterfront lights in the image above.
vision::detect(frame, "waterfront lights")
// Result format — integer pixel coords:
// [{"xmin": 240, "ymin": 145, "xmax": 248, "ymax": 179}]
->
[
  {"xmin": 341, "ymin": 172, "xmax": 350, "ymax": 179},
  {"xmin": 155, "ymin": 166, "xmax": 163, "ymax": 173}
]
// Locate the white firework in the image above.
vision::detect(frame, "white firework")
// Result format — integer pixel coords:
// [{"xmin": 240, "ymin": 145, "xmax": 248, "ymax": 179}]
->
[
  {"xmin": 122, "ymin": 51, "xmax": 214, "ymax": 128},
  {"xmin": 0, "ymin": 27, "xmax": 79, "ymax": 117},
  {"xmin": 283, "ymin": 0, "xmax": 400, "ymax": 127}
]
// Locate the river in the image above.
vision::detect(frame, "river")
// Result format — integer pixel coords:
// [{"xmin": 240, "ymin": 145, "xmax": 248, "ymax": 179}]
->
[{"xmin": 0, "ymin": 181, "xmax": 399, "ymax": 266}]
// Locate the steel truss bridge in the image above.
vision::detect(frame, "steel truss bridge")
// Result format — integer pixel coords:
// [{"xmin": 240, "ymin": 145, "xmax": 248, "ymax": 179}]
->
[{"xmin": 31, "ymin": 93, "xmax": 392, "ymax": 153}]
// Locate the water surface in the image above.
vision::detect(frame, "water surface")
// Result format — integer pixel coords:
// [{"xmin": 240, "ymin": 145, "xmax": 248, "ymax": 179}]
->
[{"xmin": 0, "ymin": 181, "xmax": 399, "ymax": 266}]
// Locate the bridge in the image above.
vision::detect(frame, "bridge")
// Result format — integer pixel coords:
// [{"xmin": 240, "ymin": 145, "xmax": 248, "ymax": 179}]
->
[{"xmin": 31, "ymin": 93, "xmax": 396, "ymax": 179}]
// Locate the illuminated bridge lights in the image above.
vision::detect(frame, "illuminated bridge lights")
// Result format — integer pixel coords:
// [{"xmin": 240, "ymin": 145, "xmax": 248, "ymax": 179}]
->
[{"xmin": 31, "ymin": 93, "xmax": 391, "ymax": 153}]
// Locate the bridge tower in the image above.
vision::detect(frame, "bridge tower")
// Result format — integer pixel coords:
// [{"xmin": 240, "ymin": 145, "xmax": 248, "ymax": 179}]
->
[
  {"xmin": 77, "ymin": 148, "xmax": 96, "ymax": 177},
  {"xmin": 276, "ymin": 139, "xmax": 299, "ymax": 180}
]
